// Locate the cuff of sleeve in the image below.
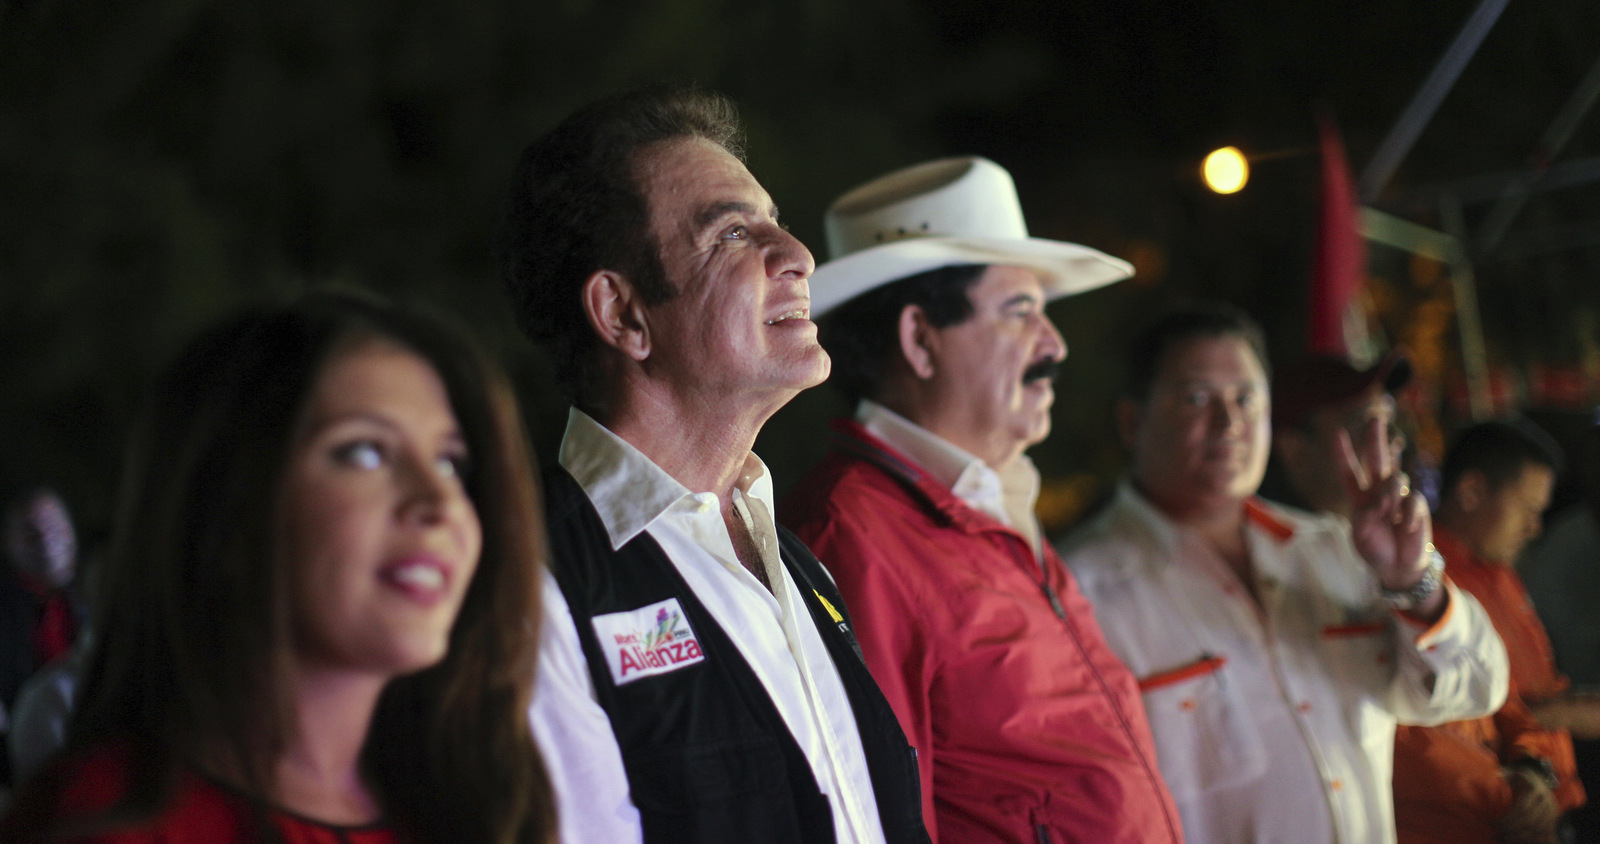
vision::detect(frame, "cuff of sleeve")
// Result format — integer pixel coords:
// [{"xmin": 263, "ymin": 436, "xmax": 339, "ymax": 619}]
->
[{"xmin": 1395, "ymin": 575, "xmax": 1458, "ymax": 646}]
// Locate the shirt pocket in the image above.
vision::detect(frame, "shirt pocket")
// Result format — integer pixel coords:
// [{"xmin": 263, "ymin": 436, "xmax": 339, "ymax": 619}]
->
[{"xmin": 1137, "ymin": 654, "xmax": 1267, "ymax": 804}]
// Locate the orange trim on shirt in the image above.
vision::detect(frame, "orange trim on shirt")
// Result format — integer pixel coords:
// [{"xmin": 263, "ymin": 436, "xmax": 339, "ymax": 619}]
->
[
  {"xmin": 1396, "ymin": 575, "xmax": 1455, "ymax": 640},
  {"xmin": 1138, "ymin": 655, "xmax": 1227, "ymax": 691},
  {"xmin": 1244, "ymin": 498, "xmax": 1296, "ymax": 542}
]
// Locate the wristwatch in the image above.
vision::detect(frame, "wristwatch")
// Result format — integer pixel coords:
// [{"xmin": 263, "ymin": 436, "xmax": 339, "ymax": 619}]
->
[
  {"xmin": 1380, "ymin": 543, "xmax": 1445, "ymax": 611},
  {"xmin": 1506, "ymin": 756, "xmax": 1560, "ymax": 791}
]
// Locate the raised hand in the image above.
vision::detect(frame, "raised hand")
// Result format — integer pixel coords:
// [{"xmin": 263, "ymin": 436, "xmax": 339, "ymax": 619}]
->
[{"xmin": 1338, "ymin": 416, "xmax": 1442, "ymax": 618}]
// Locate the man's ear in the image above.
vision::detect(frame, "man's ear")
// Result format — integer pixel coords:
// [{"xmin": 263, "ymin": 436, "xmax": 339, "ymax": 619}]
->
[
  {"xmin": 897, "ymin": 304, "xmax": 938, "ymax": 380},
  {"xmin": 1115, "ymin": 396, "xmax": 1143, "ymax": 452},
  {"xmin": 582, "ymin": 270, "xmax": 650, "ymax": 361},
  {"xmin": 1455, "ymin": 469, "xmax": 1489, "ymax": 513}
]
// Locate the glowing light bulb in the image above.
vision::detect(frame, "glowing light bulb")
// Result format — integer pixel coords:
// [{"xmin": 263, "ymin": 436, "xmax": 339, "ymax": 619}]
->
[{"xmin": 1203, "ymin": 147, "xmax": 1249, "ymax": 194}]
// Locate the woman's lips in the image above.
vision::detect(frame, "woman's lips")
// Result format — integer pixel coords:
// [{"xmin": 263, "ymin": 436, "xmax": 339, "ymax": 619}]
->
[{"xmin": 378, "ymin": 553, "xmax": 452, "ymax": 606}]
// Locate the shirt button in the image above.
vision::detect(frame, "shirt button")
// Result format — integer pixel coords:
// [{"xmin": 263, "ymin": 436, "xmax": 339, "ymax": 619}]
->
[
  {"xmin": 1298, "ymin": 701, "xmax": 1313, "ymax": 714},
  {"xmin": 1330, "ymin": 779, "xmax": 1343, "ymax": 791},
  {"xmin": 695, "ymin": 493, "xmax": 717, "ymax": 513}
]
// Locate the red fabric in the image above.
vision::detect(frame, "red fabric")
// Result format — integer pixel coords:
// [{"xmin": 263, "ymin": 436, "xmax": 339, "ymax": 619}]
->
[
  {"xmin": 0, "ymin": 742, "xmax": 405, "ymax": 843},
  {"xmin": 15, "ymin": 573, "xmax": 79, "ymax": 665},
  {"xmin": 1308, "ymin": 112, "xmax": 1367, "ymax": 356},
  {"xmin": 780, "ymin": 420, "xmax": 1182, "ymax": 843},
  {"xmin": 1391, "ymin": 526, "xmax": 1583, "ymax": 842},
  {"xmin": 1393, "ymin": 721, "xmax": 1507, "ymax": 844},
  {"xmin": 1431, "ymin": 528, "xmax": 1584, "ymax": 810},
  {"xmin": 32, "ymin": 590, "xmax": 77, "ymax": 664},
  {"xmin": 1434, "ymin": 530, "xmax": 1572, "ymax": 703},
  {"xmin": 1394, "ymin": 679, "xmax": 1567, "ymax": 844}
]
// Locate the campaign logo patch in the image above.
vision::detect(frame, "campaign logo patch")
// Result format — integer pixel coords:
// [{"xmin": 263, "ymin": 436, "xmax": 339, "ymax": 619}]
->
[{"xmin": 591, "ymin": 598, "xmax": 706, "ymax": 686}]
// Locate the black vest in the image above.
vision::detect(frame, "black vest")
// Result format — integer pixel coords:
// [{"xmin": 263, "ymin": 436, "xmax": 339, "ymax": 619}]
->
[{"xmin": 543, "ymin": 469, "xmax": 928, "ymax": 844}]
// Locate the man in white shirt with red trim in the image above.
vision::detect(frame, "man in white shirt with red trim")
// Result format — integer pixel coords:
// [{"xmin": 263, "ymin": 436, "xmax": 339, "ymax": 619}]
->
[{"xmin": 1060, "ymin": 302, "xmax": 1509, "ymax": 844}]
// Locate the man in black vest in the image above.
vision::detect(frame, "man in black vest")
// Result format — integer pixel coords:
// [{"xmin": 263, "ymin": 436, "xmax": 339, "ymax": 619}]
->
[{"xmin": 496, "ymin": 88, "xmax": 927, "ymax": 844}]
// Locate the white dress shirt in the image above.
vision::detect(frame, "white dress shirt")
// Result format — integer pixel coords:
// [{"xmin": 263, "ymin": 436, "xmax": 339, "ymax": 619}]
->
[
  {"xmin": 529, "ymin": 408, "xmax": 887, "ymax": 844},
  {"xmin": 1062, "ymin": 481, "xmax": 1510, "ymax": 844},
  {"xmin": 857, "ymin": 400, "xmax": 1044, "ymax": 556}
]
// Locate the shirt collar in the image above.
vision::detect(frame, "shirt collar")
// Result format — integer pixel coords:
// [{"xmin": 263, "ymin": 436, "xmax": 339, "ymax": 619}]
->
[
  {"xmin": 558, "ymin": 407, "xmax": 775, "ymax": 550},
  {"xmin": 857, "ymin": 399, "xmax": 1041, "ymax": 539},
  {"xmin": 857, "ymin": 400, "xmax": 982, "ymax": 491},
  {"xmin": 1113, "ymin": 479, "xmax": 1187, "ymax": 563},
  {"xmin": 1111, "ymin": 479, "xmax": 1299, "ymax": 570}
]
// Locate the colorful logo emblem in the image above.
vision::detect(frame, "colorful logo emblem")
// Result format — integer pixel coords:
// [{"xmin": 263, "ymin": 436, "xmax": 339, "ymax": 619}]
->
[{"xmin": 591, "ymin": 598, "xmax": 706, "ymax": 685}]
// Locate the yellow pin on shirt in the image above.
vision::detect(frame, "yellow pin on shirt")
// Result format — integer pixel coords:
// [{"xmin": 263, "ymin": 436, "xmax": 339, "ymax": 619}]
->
[{"xmin": 814, "ymin": 590, "xmax": 844, "ymax": 623}]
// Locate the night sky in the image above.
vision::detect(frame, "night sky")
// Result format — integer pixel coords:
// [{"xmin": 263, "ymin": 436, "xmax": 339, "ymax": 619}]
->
[{"xmin": 4, "ymin": 0, "xmax": 1598, "ymax": 533}]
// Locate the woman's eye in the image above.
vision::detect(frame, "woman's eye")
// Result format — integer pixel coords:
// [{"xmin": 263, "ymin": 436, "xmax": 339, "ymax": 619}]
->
[
  {"xmin": 334, "ymin": 441, "xmax": 385, "ymax": 470},
  {"xmin": 437, "ymin": 452, "xmax": 471, "ymax": 481},
  {"xmin": 1184, "ymin": 391, "xmax": 1208, "ymax": 407}
]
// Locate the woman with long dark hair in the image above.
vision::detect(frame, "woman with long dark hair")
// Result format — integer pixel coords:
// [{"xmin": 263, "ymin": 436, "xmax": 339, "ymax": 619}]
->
[{"xmin": 2, "ymin": 292, "xmax": 554, "ymax": 843}]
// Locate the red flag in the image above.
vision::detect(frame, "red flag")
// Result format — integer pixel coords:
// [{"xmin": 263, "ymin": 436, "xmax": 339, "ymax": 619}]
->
[{"xmin": 1308, "ymin": 113, "xmax": 1367, "ymax": 356}]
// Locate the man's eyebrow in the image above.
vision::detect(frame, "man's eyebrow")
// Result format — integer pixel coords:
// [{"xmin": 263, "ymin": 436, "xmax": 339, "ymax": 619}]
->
[
  {"xmin": 1002, "ymin": 292, "xmax": 1040, "ymax": 309},
  {"xmin": 693, "ymin": 201, "xmax": 778, "ymax": 231}
]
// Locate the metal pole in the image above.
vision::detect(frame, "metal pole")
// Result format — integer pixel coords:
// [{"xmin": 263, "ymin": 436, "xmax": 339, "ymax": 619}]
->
[
  {"xmin": 1476, "ymin": 51, "xmax": 1600, "ymax": 253},
  {"xmin": 1357, "ymin": 0, "xmax": 1511, "ymax": 203},
  {"xmin": 1439, "ymin": 195, "xmax": 1492, "ymax": 419},
  {"xmin": 1379, "ymin": 155, "xmax": 1600, "ymax": 213}
]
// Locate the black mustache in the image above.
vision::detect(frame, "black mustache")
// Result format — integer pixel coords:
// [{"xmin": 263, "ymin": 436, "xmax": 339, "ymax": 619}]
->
[{"xmin": 1022, "ymin": 359, "xmax": 1060, "ymax": 385}]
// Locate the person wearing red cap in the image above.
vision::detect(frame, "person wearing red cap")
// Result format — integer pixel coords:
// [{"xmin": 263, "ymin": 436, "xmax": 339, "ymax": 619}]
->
[{"xmin": 1267, "ymin": 351, "xmax": 1412, "ymax": 520}]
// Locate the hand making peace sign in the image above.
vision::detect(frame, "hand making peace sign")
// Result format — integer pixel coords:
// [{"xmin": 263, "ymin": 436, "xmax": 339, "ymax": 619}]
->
[{"xmin": 1339, "ymin": 416, "xmax": 1446, "ymax": 620}]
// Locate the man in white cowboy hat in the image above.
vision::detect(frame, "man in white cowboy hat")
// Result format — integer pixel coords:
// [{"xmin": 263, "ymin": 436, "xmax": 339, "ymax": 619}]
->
[{"xmin": 780, "ymin": 157, "xmax": 1183, "ymax": 842}]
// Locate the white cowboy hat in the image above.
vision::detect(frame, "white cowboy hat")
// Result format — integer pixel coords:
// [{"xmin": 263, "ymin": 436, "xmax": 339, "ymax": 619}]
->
[{"xmin": 808, "ymin": 156, "xmax": 1133, "ymax": 318}]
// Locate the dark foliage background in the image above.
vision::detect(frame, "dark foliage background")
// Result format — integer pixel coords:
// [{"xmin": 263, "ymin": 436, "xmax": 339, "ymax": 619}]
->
[{"xmin": 4, "ymin": 0, "xmax": 1599, "ymax": 535}]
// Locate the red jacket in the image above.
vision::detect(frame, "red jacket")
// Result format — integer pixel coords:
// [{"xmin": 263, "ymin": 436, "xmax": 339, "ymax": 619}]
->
[{"xmin": 781, "ymin": 421, "xmax": 1182, "ymax": 843}]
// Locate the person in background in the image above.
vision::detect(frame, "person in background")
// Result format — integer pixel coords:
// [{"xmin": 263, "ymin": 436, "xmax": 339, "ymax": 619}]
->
[
  {"xmin": 1523, "ymin": 417, "xmax": 1600, "ymax": 841},
  {"xmin": 1266, "ymin": 351, "xmax": 1412, "ymax": 519},
  {"xmin": 0, "ymin": 487, "xmax": 83, "ymax": 790},
  {"xmin": 7, "ymin": 540, "xmax": 103, "ymax": 787},
  {"xmin": 8, "ymin": 634, "xmax": 90, "ymax": 789},
  {"xmin": 1439, "ymin": 422, "xmax": 1600, "ymax": 742},
  {"xmin": 0, "ymin": 292, "xmax": 554, "ymax": 843},
  {"xmin": 780, "ymin": 156, "xmax": 1181, "ymax": 842},
  {"xmin": 497, "ymin": 87, "xmax": 927, "ymax": 844},
  {"xmin": 1060, "ymin": 302, "xmax": 1508, "ymax": 844},
  {"xmin": 1394, "ymin": 420, "xmax": 1594, "ymax": 844}
]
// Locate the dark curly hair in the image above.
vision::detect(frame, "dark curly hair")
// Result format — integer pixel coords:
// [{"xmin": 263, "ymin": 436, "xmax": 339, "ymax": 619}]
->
[
  {"xmin": 818, "ymin": 263, "xmax": 988, "ymax": 405},
  {"xmin": 1441, "ymin": 419, "xmax": 1564, "ymax": 501},
  {"xmin": 1123, "ymin": 301, "xmax": 1270, "ymax": 402},
  {"xmin": 495, "ymin": 86, "xmax": 744, "ymax": 407}
]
